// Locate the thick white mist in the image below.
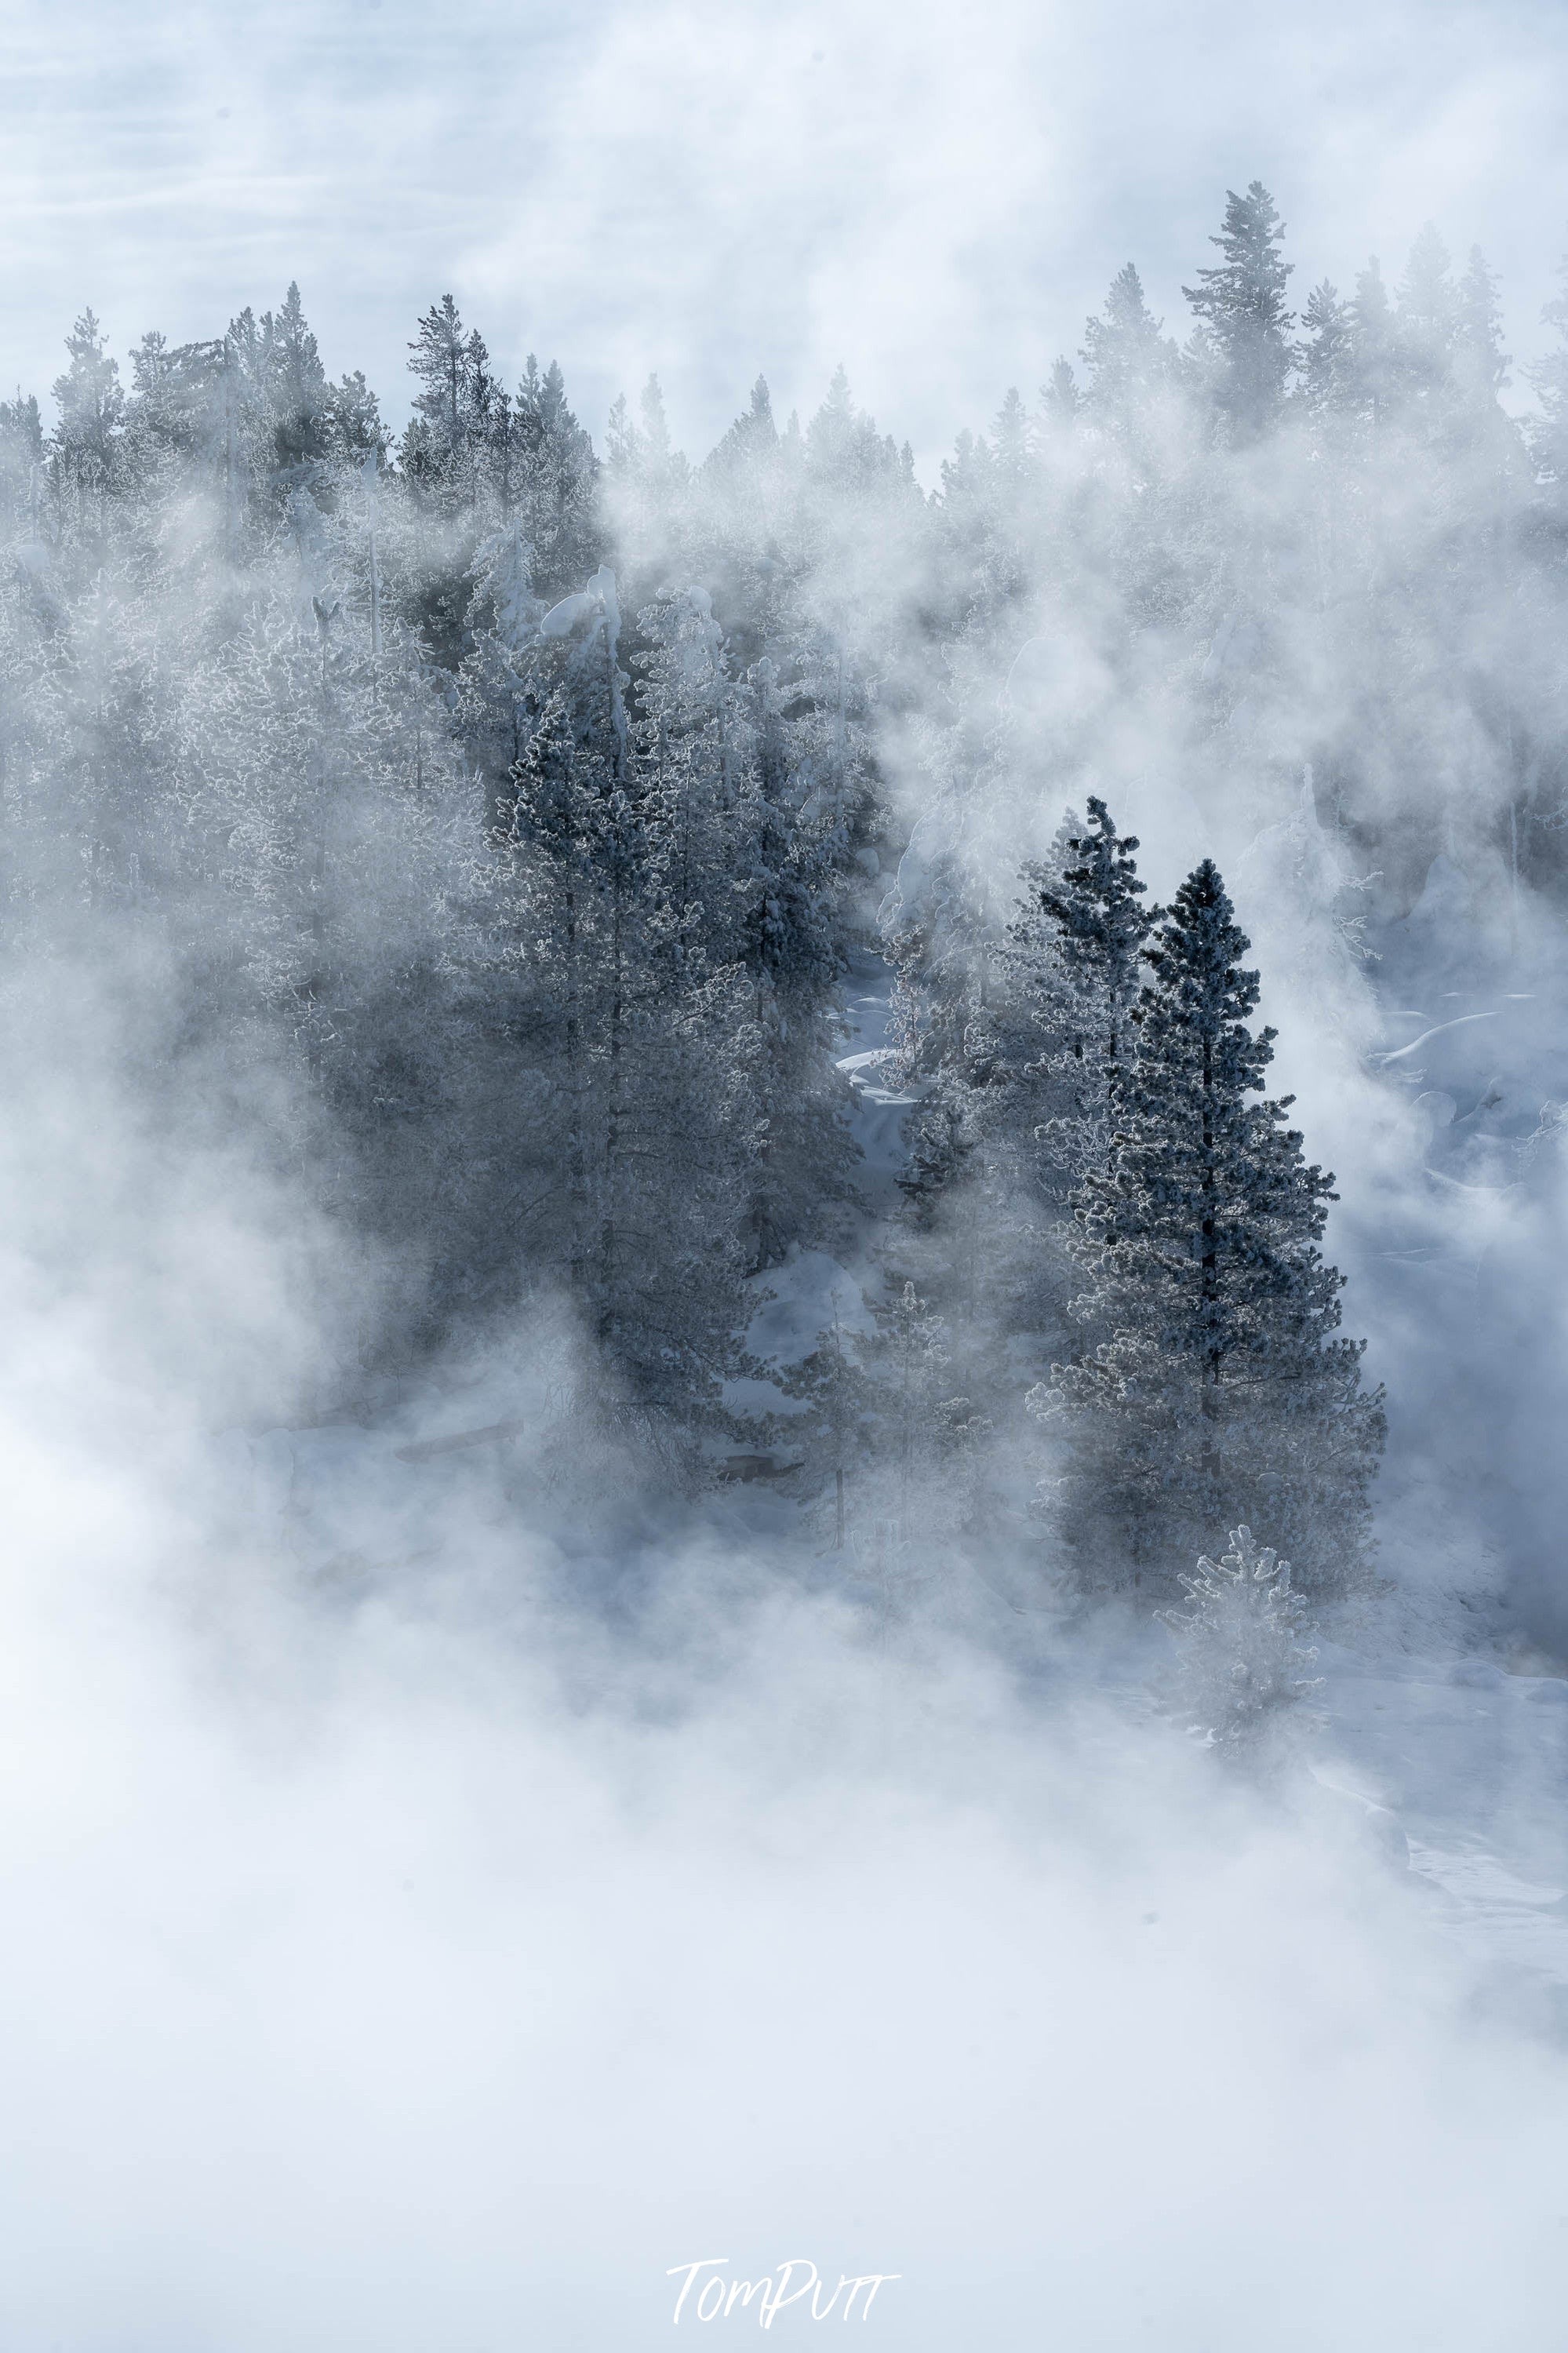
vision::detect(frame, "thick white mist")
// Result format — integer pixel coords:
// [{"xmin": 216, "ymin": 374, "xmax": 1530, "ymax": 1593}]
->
[{"xmin": 2, "ymin": 960, "xmax": 1567, "ymax": 2353}]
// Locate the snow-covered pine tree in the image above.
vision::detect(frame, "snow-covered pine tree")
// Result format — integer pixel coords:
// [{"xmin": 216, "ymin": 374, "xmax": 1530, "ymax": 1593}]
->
[
  {"xmin": 704, "ymin": 373, "xmax": 780, "ymax": 486},
  {"xmin": 921, "ymin": 797, "xmax": 1155, "ymax": 1352},
  {"xmin": 1299, "ymin": 282, "xmax": 1355, "ymax": 417},
  {"xmin": 1080, "ymin": 264, "xmax": 1181, "ymax": 435},
  {"xmin": 405, "ymin": 294, "xmax": 493, "ymax": 502},
  {"xmin": 457, "ymin": 519, "xmax": 541, "ymax": 829},
  {"xmin": 1041, "ymin": 357, "xmax": 1080, "ymax": 432},
  {"xmin": 481, "ymin": 580, "xmax": 754, "ymax": 1432},
  {"xmin": 511, "ymin": 356, "xmax": 602, "ymax": 601},
  {"xmin": 1016, "ymin": 795, "xmax": 1153, "ymax": 1187},
  {"xmin": 1035, "ymin": 858, "xmax": 1384, "ymax": 1596},
  {"xmin": 1182, "ymin": 182, "xmax": 1296, "ymax": 438},
  {"xmin": 1159, "ymin": 1525, "xmax": 1322, "ymax": 1753},
  {"xmin": 261, "ymin": 282, "xmax": 333, "ymax": 490},
  {"xmin": 49, "ymin": 310, "xmax": 128, "ymax": 530}
]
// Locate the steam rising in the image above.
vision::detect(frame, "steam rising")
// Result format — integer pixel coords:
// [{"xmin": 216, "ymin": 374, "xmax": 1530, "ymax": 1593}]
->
[{"xmin": 7, "ymin": 7, "xmax": 1568, "ymax": 2343}]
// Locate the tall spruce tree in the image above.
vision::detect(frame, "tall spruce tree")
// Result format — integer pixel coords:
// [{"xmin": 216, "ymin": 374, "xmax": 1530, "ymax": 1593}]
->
[
  {"xmin": 50, "ymin": 310, "xmax": 127, "ymax": 512},
  {"xmin": 1035, "ymin": 860, "xmax": 1384, "ymax": 1596},
  {"xmin": 1025, "ymin": 796, "xmax": 1152, "ymax": 1179},
  {"xmin": 1182, "ymin": 182, "xmax": 1295, "ymax": 437},
  {"xmin": 1299, "ymin": 282, "xmax": 1355, "ymax": 416},
  {"xmin": 263, "ymin": 282, "xmax": 332, "ymax": 485},
  {"xmin": 1080, "ymin": 264, "xmax": 1180, "ymax": 431}
]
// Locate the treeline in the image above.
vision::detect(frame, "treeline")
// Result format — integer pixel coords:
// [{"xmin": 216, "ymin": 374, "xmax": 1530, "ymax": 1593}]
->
[{"xmin": 2, "ymin": 179, "xmax": 1561, "ymax": 1586}]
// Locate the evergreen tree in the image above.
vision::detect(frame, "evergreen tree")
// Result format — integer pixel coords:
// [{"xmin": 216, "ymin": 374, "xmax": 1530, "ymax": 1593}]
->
[
  {"xmin": 512, "ymin": 355, "xmax": 601, "ymax": 599},
  {"xmin": 705, "ymin": 374, "xmax": 780, "ymax": 483},
  {"xmin": 1299, "ymin": 281, "xmax": 1354, "ymax": 415},
  {"xmin": 487, "ymin": 584, "xmax": 754, "ymax": 1426},
  {"xmin": 1035, "ymin": 860, "xmax": 1384, "ymax": 1596},
  {"xmin": 1080, "ymin": 264, "xmax": 1179, "ymax": 429},
  {"xmin": 1041, "ymin": 358, "xmax": 1080, "ymax": 430},
  {"xmin": 263, "ymin": 282, "xmax": 332, "ymax": 483},
  {"xmin": 406, "ymin": 293, "xmax": 493, "ymax": 481},
  {"xmin": 1182, "ymin": 182, "xmax": 1296, "ymax": 436},
  {"xmin": 326, "ymin": 370, "xmax": 387, "ymax": 463},
  {"xmin": 1024, "ymin": 796, "xmax": 1152, "ymax": 1178},
  {"xmin": 50, "ymin": 310, "xmax": 127, "ymax": 510},
  {"xmin": 126, "ymin": 331, "xmax": 224, "ymax": 467}
]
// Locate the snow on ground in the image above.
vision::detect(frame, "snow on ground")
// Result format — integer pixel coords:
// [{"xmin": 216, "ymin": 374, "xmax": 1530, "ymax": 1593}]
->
[
  {"xmin": 835, "ymin": 949, "xmax": 921, "ymax": 1208},
  {"xmin": 1314, "ymin": 1635, "xmax": 1568, "ymax": 2012}
]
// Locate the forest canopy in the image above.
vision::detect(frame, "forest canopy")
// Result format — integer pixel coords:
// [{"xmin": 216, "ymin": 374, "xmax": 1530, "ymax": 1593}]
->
[{"xmin": 5, "ymin": 180, "xmax": 1563, "ymax": 1598}]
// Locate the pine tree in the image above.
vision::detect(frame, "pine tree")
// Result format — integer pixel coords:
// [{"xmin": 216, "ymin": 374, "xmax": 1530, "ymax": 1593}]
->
[
  {"xmin": 325, "ymin": 370, "xmax": 387, "ymax": 463},
  {"xmin": 406, "ymin": 294, "xmax": 493, "ymax": 477},
  {"xmin": 485, "ymin": 585, "xmax": 755, "ymax": 1429},
  {"xmin": 511, "ymin": 356, "xmax": 601, "ymax": 599},
  {"xmin": 1041, "ymin": 358, "xmax": 1080, "ymax": 431},
  {"xmin": 1299, "ymin": 281, "xmax": 1354, "ymax": 415},
  {"xmin": 1035, "ymin": 860, "xmax": 1384, "ymax": 1596},
  {"xmin": 1182, "ymin": 183, "xmax": 1296, "ymax": 437},
  {"xmin": 705, "ymin": 374, "xmax": 780, "ymax": 483},
  {"xmin": 933, "ymin": 800, "xmax": 1157, "ymax": 1347},
  {"xmin": 1080, "ymin": 264, "xmax": 1179, "ymax": 429},
  {"xmin": 263, "ymin": 282, "xmax": 332, "ymax": 484},
  {"xmin": 1023, "ymin": 796, "xmax": 1152, "ymax": 1180},
  {"xmin": 50, "ymin": 310, "xmax": 127, "ymax": 511}
]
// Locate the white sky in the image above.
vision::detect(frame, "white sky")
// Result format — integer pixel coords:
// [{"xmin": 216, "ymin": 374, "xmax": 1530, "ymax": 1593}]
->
[{"xmin": 3, "ymin": 0, "xmax": 1566, "ymax": 474}]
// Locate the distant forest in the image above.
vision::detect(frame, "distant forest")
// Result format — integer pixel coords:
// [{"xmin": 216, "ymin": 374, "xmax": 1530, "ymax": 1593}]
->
[{"xmin": 5, "ymin": 180, "xmax": 1565, "ymax": 1597}]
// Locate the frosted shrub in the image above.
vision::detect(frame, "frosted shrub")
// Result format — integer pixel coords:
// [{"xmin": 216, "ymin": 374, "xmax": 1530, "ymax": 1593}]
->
[{"xmin": 1159, "ymin": 1526, "xmax": 1322, "ymax": 1751}]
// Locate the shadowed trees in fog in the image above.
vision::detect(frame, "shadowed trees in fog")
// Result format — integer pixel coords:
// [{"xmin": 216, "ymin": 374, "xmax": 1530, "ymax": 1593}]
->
[{"xmin": 7, "ymin": 176, "xmax": 1565, "ymax": 1588}]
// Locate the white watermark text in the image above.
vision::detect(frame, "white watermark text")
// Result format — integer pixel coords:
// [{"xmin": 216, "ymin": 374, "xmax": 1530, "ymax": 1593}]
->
[{"xmin": 667, "ymin": 2260, "xmax": 900, "ymax": 2326}]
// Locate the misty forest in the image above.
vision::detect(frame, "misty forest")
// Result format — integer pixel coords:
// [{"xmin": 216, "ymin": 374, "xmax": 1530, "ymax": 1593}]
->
[
  {"xmin": 16, "ymin": 154, "xmax": 1568, "ymax": 2342},
  {"xmin": 7, "ymin": 184, "xmax": 1558, "ymax": 1613}
]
